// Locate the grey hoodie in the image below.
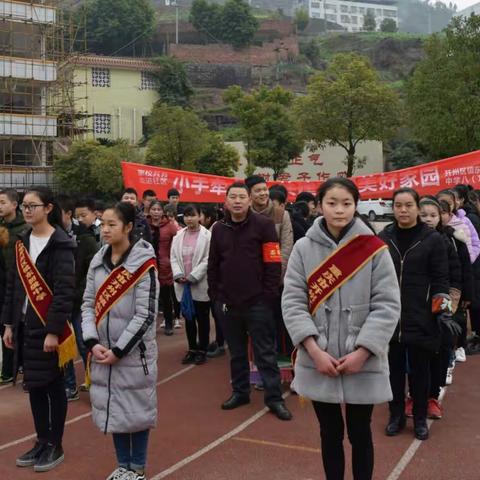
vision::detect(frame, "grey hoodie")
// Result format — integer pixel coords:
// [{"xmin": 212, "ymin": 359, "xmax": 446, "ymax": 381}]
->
[
  {"xmin": 282, "ymin": 217, "xmax": 400, "ymax": 404},
  {"xmin": 82, "ymin": 239, "xmax": 159, "ymax": 433}
]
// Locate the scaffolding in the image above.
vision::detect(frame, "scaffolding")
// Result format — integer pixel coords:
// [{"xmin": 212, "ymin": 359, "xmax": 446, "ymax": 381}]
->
[{"xmin": 0, "ymin": 0, "xmax": 88, "ymax": 187}]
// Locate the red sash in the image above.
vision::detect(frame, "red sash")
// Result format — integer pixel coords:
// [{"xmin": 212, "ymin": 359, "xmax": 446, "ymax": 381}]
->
[
  {"xmin": 95, "ymin": 258, "xmax": 157, "ymax": 326},
  {"xmin": 308, "ymin": 235, "xmax": 387, "ymax": 315},
  {"xmin": 15, "ymin": 241, "xmax": 77, "ymax": 368}
]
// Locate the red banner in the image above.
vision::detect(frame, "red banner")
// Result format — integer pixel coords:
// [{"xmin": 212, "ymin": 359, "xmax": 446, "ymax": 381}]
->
[{"xmin": 121, "ymin": 150, "xmax": 480, "ymax": 202}]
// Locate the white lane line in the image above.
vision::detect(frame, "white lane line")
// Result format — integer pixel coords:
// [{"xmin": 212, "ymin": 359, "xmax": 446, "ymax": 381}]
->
[
  {"xmin": 0, "ymin": 365, "xmax": 196, "ymax": 452},
  {"xmin": 151, "ymin": 392, "xmax": 291, "ymax": 480},
  {"xmin": 385, "ymin": 387, "xmax": 447, "ymax": 480}
]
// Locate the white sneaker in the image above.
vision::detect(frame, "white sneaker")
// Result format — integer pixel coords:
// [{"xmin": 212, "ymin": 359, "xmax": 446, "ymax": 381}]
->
[
  {"xmin": 174, "ymin": 319, "xmax": 182, "ymax": 329},
  {"xmin": 106, "ymin": 467, "xmax": 129, "ymax": 480},
  {"xmin": 123, "ymin": 471, "xmax": 145, "ymax": 480},
  {"xmin": 446, "ymin": 368, "xmax": 453, "ymax": 385},
  {"xmin": 160, "ymin": 320, "xmax": 166, "ymax": 328},
  {"xmin": 455, "ymin": 347, "xmax": 467, "ymax": 363}
]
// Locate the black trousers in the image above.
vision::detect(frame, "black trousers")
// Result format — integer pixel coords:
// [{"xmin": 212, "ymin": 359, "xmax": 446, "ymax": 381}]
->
[
  {"xmin": 218, "ymin": 301, "xmax": 282, "ymax": 406},
  {"xmin": 29, "ymin": 374, "xmax": 67, "ymax": 446},
  {"xmin": 185, "ymin": 300, "xmax": 211, "ymax": 352},
  {"xmin": 211, "ymin": 302, "xmax": 225, "ymax": 347},
  {"xmin": 312, "ymin": 402, "xmax": 374, "ymax": 480},
  {"xmin": 389, "ymin": 342, "xmax": 432, "ymax": 419},
  {"xmin": 0, "ymin": 325, "xmax": 14, "ymax": 378},
  {"xmin": 160, "ymin": 285, "xmax": 175, "ymax": 329}
]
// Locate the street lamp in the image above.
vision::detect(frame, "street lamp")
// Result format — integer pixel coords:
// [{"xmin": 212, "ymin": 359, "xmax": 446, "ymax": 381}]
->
[{"xmin": 166, "ymin": 0, "xmax": 179, "ymax": 44}]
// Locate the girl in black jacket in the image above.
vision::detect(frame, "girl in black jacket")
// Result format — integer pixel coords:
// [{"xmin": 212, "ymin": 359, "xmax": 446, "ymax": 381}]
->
[
  {"xmin": 379, "ymin": 188, "xmax": 450, "ymax": 441},
  {"xmin": 1, "ymin": 186, "xmax": 75, "ymax": 473}
]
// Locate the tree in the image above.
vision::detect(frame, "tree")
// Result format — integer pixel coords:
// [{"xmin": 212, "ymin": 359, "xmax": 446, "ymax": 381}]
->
[
  {"xmin": 295, "ymin": 53, "xmax": 401, "ymax": 177},
  {"xmin": 294, "ymin": 8, "xmax": 310, "ymax": 32},
  {"xmin": 54, "ymin": 140, "xmax": 142, "ymax": 197},
  {"xmin": 380, "ymin": 18, "xmax": 398, "ymax": 32},
  {"xmin": 189, "ymin": 0, "xmax": 259, "ymax": 48},
  {"xmin": 151, "ymin": 57, "xmax": 194, "ymax": 108},
  {"xmin": 196, "ymin": 134, "xmax": 240, "ymax": 177},
  {"xmin": 363, "ymin": 11, "xmax": 377, "ymax": 31},
  {"xmin": 387, "ymin": 138, "xmax": 427, "ymax": 169},
  {"xmin": 406, "ymin": 15, "xmax": 480, "ymax": 159},
  {"xmin": 146, "ymin": 103, "xmax": 210, "ymax": 170},
  {"xmin": 80, "ymin": 0, "xmax": 155, "ymax": 56},
  {"xmin": 225, "ymin": 85, "xmax": 304, "ymax": 179}
]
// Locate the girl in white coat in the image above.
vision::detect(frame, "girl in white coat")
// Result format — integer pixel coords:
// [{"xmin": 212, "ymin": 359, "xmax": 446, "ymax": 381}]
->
[{"xmin": 171, "ymin": 204, "xmax": 211, "ymax": 365}]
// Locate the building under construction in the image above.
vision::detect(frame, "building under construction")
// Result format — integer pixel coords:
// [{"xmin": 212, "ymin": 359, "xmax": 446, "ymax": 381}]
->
[{"xmin": 0, "ymin": 0, "xmax": 85, "ymax": 189}]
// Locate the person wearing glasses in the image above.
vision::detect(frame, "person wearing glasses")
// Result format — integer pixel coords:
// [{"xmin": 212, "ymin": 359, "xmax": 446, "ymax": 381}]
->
[{"xmin": 2, "ymin": 186, "xmax": 76, "ymax": 472}]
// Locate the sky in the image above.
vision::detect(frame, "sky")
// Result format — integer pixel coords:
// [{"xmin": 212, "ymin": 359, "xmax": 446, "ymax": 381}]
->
[{"xmin": 454, "ymin": 0, "xmax": 479, "ymax": 10}]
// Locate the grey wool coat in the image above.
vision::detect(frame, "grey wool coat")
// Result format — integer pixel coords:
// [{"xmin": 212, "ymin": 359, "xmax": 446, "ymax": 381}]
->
[
  {"xmin": 82, "ymin": 240, "xmax": 159, "ymax": 433},
  {"xmin": 282, "ymin": 217, "xmax": 401, "ymax": 404}
]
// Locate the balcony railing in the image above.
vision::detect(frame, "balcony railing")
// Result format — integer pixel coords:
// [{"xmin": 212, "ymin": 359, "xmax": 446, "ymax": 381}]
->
[
  {"xmin": 0, "ymin": 113, "xmax": 57, "ymax": 137},
  {"xmin": 0, "ymin": 0, "xmax": 56, "ymax": 24}
]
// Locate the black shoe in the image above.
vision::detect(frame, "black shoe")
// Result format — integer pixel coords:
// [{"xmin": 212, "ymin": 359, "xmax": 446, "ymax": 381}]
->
[
  {"xmin": 33, "ymin": 444, "xmax": 64, "ymax": 472},
  {"xmin": 181, "ymin": 351, "xmax": 197, "ymax": 364},
  {"xmin": 385, "ymin": 415, "xmax": 406, "ymax": 436},
  {"xmin": 414, "ymin": 418, "xmax": 429, "ymax": 440},
  {"xmin": 164, "ymin": 328, "xmax": 174, "ymax": 336},
  {"xmin": 16, "ymin": 441, "xmax": 47, "ymax": 467},
  {"xmin": 194, "ymin": 352, "xmax": 207, "ymax": 365},
  {"xmin": 207, "ymin": 343, "xmax": 226, "ymax": 358},
  {"xmin": 268, "ymin": 401, "xmax": 292, "ymax": 421},
  {"xmin": 221, "ymin": 393, "xmax": 250, "ymax": 410}
]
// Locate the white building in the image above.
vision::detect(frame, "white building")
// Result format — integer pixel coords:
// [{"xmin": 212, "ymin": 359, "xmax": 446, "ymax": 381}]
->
[
  {"xmin": 454, "ymin": 2, "xmax": 480, "ymax": 17},
  {"xmin": 309, "ymin": 0, "xmax": 398, "ymax": 32}
]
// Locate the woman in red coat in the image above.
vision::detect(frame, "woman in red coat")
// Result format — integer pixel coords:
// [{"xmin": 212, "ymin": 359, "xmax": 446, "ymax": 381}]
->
[{"xmin": 152, "ymin": 202, "xmax": 178, "ymax": 336}]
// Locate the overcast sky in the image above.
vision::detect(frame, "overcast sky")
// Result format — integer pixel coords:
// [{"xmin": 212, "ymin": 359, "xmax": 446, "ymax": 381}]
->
[{"xmin": 454, "ymin": 0, "xmax": 479, "ymax": 10}]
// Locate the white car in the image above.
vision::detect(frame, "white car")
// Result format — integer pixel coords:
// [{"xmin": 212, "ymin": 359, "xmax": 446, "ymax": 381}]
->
[{"xmin": 357, "ymin": 199, "xmax": 393, "ymax": 221}]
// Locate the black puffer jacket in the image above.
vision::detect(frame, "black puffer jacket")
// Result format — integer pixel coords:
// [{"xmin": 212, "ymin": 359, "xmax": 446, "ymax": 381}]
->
[
  {"xmin": 379, "ymin": 222, "xmax": 449, "ymax": 351},
  {"xmin": 1, "ymin": 227, "xmax": 75, "ymax": 388},
  {"xmin": 463, "ymin": 203, "xmax": 480, "ymax": 235}
]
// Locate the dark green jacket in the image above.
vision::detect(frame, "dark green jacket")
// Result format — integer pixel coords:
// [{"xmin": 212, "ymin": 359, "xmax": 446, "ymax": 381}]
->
[{"xmin": 0, "ymin": 213, "xmax": 27, "ymax": 272}]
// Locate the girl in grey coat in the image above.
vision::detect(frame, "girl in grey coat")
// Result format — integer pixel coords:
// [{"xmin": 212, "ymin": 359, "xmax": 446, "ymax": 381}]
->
[
  {"xmin": 82, "ymin": 203, "xmax": 158, "ymax": 480},
  {"xmin": 282, "ymin": 178, "xmax": 400, "ymax": 480}
]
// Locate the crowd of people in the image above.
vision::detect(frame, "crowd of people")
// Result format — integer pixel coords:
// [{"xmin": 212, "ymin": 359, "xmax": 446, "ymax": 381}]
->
[{"xmin": 0, "ymin": 176, "xmax": 479, "ymax": 480}]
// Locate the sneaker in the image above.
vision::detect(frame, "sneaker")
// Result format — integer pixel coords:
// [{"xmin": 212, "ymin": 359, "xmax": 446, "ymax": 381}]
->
[
  {"xmin": 0, "ymin": 375, "xmax": 13, "ymax": 385},
  {"xmin": 106, "ymin": 467, "xmax": 129, "ymax": 480},
  {"xmin": 66, "ymin": 387, "xmax": 80, "ymax": 402},
  {"xmin": 207, "ymin": 344, "xmax": 226, "ymax": 358},
  {"xmin": 182, "ymin": 351, "xmax": 197, "ymax": 364},
  {"xmin": 446, "ymin": 368, "xmax": 453, "ymax": 385},
  {"xmin": 405, "ymin": 397, "xmax": 413, "ymax": 418},
  {"xmin": 455, "ymin": 347, "xmax": 467, "ymax": 363},
  {"xmin": 427, "ymin": 398, "xmax": 443, "ymax": 419},
  {"xmin": 33, "ymin": 443, "xmax": 64, "ymax": 472},
  {"xmin": 194, "ymin": 352, "xmax": 206, "ymax": 365},
  {"xmin": 160, "ymin": 320, "xmax": 166, "ymax": 328},
  {"xmin": 174, "ymin": 319, "xmax": 182, "ymax": 329},
  {"xmin": 16, "ymin": 441, "xmax": 47, "ymax": 467},
  {"xmin": 79, "ymin": 383, "xmax": 90, "ymax": 392},
  {"xmin": 123, "ymin": 471, "xmax": 146, "ymax": 480}
]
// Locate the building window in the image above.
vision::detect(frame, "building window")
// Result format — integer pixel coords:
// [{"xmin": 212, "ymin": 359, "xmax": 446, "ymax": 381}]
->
[
  {"xmin": 340, "ymin": 4, "xmax": 348, "ymax": 12},
  {"xmin": 367, "ymin": 7, "xmax": 374, "ymax": 14},
  {"xmin": 351, "ymin": 15, "xmax": 358, "ymax": 23},
  {"xmin": 359, "ymin": 7, "xmax": 365, "ymax": 13},
  {"xmin": 92, "ymin": 68, "xmax": 110, "ymax": 88},
  {"xmin": 311, "ymin": 1, "xmax": 321, "ymax": 8},
  {"xmin": 350, "ymin": 6, "xmax": 357, "ymax": 13},
  {"xmin": 93, "ymin": 114, "xmax": 111, "ymax": 135},
  {"xmin": 312, "ymin": 12, "xmax": 321, "ymax": 17},
  {"xmin": 341, "ymin": 14, "xmax": 350, "ymax": 23},
  {"xmin": 326, "ymin": 13, "xmax": 337, "ymax": 21},
  {"xmin": 383, "ymin": 9, "xmax": 397, "ymax": 17},
  {"xmin": 376, "ymin": 8, "xmax": 382, "ymax": 15},
  {"xmin": 141, "ymin": 71, "xmax": 157, "ymax": 90},
  {"xmin": 325, "ymin": 3, "xmax": 337, "ymax": 11}
]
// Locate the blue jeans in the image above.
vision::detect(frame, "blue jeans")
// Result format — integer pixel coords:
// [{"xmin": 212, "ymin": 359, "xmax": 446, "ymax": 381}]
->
[
  {"xmin": 113, "ymin": 430, "xmax": 150, "ymax": 471},
  {"xmin": 64, "ymin": 311, "xmax": 88, "ymax": 390}
]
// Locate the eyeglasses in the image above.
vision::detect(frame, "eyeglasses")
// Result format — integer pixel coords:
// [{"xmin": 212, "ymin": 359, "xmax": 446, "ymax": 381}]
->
[{"xmin": 20, "ymin": 204, "xmax": 45, "ymax": 212}]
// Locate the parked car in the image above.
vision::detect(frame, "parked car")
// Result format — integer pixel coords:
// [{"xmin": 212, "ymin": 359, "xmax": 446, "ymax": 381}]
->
[{"xmin": 357, "ymin": 199, "xmax": 393, "ymax": 221}]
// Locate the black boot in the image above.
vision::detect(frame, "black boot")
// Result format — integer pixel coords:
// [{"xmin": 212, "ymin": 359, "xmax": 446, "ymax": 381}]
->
[
  {"xmin": 385, "ymin": 415, "xmax": 406, "ymax": 436},
  {"xmin": 16, "ymin": 441, "xmax": 47, "ymax": 467},
  {"xmin": 414, "ymin": 417, "xmax": 429, "ymax": 440},
  {"xmin": 33, "ymin": 444, "xmax": 64, "ymax": 472}
]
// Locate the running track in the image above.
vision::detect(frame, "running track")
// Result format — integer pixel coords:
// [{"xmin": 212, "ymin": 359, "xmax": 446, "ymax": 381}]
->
[{"xmin": 0, "ymin": 328, "xmax": 478, "ymax": 480}]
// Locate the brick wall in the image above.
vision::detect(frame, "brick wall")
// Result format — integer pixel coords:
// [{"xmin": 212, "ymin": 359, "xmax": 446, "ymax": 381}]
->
[{"xmin": 170, "ymin": 36, "xmax": 299, "ymax": 65}]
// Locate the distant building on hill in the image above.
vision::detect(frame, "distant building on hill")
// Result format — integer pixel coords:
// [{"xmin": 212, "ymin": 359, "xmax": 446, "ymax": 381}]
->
[
  {"xmin": 308, "ymin": 0, "xmax": 398, "ymax": 32},
  {"xmin": 454, "ymin": 2, "xmax": 480, "ymax": 17}
]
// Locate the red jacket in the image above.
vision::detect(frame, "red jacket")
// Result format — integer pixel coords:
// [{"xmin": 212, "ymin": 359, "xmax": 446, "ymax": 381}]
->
[{"xmin": 158, "ymin": 219, "xmax": 178, "ymax": 286}]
